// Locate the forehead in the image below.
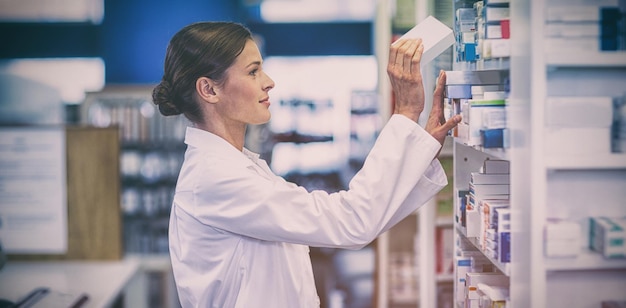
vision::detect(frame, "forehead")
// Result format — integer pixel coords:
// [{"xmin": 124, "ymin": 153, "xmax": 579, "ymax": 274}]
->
[{"xmin": 233, "ymin": 39, "xmax": 262, "ymax": 66}]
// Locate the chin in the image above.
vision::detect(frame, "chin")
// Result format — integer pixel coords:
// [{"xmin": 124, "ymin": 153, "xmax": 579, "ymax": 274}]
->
[{"xmin": 252, "ymin": 113, "xmax": 271, "ymax": 125}]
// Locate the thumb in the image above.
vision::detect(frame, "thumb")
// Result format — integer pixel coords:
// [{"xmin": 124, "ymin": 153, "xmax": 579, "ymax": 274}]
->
[{"xmin": 441, "ymin": 114, "xmax": 462, "ymax": 132}]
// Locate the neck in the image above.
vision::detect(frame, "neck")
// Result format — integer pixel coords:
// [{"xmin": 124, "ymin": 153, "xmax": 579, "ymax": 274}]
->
[{"xmin": 195, "ymin": 119, "xmax": 247, "ymax": 152}]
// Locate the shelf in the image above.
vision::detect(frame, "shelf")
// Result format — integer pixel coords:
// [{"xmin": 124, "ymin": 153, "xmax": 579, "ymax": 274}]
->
[
  {"xmin": 545, "ymin": 249, "xmax": 626, "ymax": 271},
  {"xmin": 544, "ymin": 153, "xmax": 626, "ymax": 170},
  {"xmin": 453, "ymin": 58, "xmax": 510, "ymax": 71},
  {"xmin": 454, "ymin": 139, "xmax": 509, "ymax": 161},
  {"xmin": 456, "ymin": 225, "xmax": 510, "ymax": 276},
  {"xmin": 546, "ymin": 52, "xmax": 626, "ymax": 68}
]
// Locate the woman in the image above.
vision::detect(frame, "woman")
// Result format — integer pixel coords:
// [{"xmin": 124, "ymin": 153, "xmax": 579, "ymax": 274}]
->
[{"xmin": 152, "ymin": 21, "xmax": 461, "ymax": 308}]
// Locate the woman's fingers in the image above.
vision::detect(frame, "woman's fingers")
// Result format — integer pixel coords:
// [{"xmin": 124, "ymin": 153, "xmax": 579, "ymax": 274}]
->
[
  {"xmin": 432, "ymin": 70, "xmax": 447, "ymax": 124},
  {"xmin": 388, "ymin": 38, "xmax": 426, "ymax": 122},
  {"xmin": 389, "ymin": 39, "xmax": 423, "ymax": 76}
]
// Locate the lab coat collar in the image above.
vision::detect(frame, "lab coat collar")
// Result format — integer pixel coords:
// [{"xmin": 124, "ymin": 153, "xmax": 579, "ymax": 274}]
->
[{"xmin": 184, "ymin": 126, "xmax": 258, "ymax": 168}]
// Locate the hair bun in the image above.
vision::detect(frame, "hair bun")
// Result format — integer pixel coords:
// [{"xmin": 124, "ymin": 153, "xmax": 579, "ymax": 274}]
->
[{"xmin": 152, "ymin": 80, "xmax": 182, "ymax": 116}]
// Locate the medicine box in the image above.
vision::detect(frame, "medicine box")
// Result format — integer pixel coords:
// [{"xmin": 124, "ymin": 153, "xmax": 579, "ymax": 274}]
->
[
  {"xmin": 394, "ymin": 15, "xmax": 455, "ymax": 67},
  {"xmin": 545, "ymin": 220, "xmax": 582, "ymax": 241},
  {"xmin": 545, "ymin": 37, "xmax": 598, "ymax": 53},
  {"xmin": 589, "ymin": 217, "xmax": 626, "ymax": 258},
  {"xmin": 499, "ymin": 231, "xmax": 511, "ymax": 262},
  {"xmin": 465, "ymin": 272, "xmax": 509, "ymax": 300},
  {"xmin": 446, "ymin": 70, "xmax": 505, "ymax": 86},
  {"xmin": 545, "ymin": 96, "xmax": 613, "ymax": 127},
  {"xmin": 481, "ymin": 128, "xmax": 505, "ymax": 148},
  {"xmin": 546, "ymin": 5, "xmax": 608, "ymax": 22},
  {"xmin": 470, "ymin": 172, "xmax": 510, "ymax": 185},
  {"xmin": 544, "ymin": 217, "xmax": 582, "ymax": 258},
  {"xmin": 471, "ymin": 85, "xmax": 503, "ymax": 99},
  {"xmin": 545, "ymin": 127, "xmax": 611, "ymax": 156},
  {"xmin": 456, "ymin": 8, "xmax": 477, "ymax": 32},
  {"xmin": 484, "ymin": 7, "xmax": 510, "ymax": 22},
  {"xmin": 545, "ymin": 238, "xmax": 580, "ymax": 258},
  {"xmin": 545, "ymin": 22, "xmax": 600, "ymax": 37},
  {"xmin": 483, "ymin": 39, "xmax": 511, "ymax": 58}
]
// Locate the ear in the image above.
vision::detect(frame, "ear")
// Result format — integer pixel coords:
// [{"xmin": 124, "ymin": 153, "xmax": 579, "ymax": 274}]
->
[{"xmin": 196, "ymin": 77, "xmax": 219, "ymax": 104}]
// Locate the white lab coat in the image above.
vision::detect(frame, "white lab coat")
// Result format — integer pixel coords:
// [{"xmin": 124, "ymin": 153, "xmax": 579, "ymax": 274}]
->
[{"xmin": 169, "ymin": 114, "xmax": 447, "ymax": 308}]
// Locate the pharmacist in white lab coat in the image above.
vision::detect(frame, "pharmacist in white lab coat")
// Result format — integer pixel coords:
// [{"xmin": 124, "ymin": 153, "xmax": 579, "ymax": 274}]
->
[{"xmin": 152, "ymin": 21, "xmax": 461, "ymax": 308}]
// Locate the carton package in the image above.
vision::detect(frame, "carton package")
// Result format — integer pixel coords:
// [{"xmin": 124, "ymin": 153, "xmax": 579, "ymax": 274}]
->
[
  {"xmin": 590, "ymin": 217, "xmax": 626, "ymax": 258},
  {"xmin": 394, "ymin": 15, "xmax": 455, "ymax": 67}
]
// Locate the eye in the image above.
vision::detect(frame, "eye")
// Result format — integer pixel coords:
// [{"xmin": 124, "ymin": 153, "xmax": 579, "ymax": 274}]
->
[{"xmin": 249, "ymin": 68, "xmax": 258, "ymax": 76}]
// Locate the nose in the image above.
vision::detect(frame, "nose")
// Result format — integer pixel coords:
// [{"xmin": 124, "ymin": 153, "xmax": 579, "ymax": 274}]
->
[{"xmin": 263, "ymin": 72, "xmax": 275, "ymax": 91}]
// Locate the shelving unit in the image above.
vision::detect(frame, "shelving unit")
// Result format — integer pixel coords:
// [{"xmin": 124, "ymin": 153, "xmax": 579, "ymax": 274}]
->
[
  {"xmin": 450, "ymin": 0, "xmax": 626, "ymax": 307},
  {"xmin": 81, "ymin": 85, "xmax": 186, "ymax": 308}
]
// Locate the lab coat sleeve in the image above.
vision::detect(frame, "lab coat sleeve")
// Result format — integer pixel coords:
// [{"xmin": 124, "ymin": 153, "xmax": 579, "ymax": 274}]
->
[
  {"xmin": 378, "ymin": 158, "xmax": 447, "ymax": 235},
  {"xmin": 186, "ymin": 114, "xmax": 446, "ymax": 248}
]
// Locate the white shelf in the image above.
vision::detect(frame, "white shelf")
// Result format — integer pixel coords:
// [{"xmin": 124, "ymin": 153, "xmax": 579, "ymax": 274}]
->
[
  {"xmin": 452, "ymin": 1, "xmax": 626, "ymax": 307},
  {"xmin": 454, "ymin": 139, "xmax": 509, "ymax": 161},
  {"xmin": 456, "ymin": 225, "xmax": 510, "ymax": 276},
  {"xmin": 545, "ymin": 249, "xmax": 626, "ymax": 271},
  {"xmin": 545, "ymin": 153, "xmax": 626, "ymax": 170},
  {"xmin": 0, "ymin": 258, "xmax": 141, "ymax": 308},
  {"xmin": 546, "ymin": 52, "xmax": 626, "ymax": 67}
]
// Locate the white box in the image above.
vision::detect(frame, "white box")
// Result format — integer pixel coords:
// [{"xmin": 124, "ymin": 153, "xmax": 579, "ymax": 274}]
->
[
  {"xmin": 465, "ymin": 100, "xmax": 506, "ymax": 146},
  {"xmin": 482, "ymin": 108, "xmax": 507, "ymax": 129},
  {"xmin": 545, "ymin": 127, "xmax": 611, "ymax": 155},
  {"xmin": 486, "ymin": 23, "xmax": 502, "ymax": 39},
  {"xmin": 470, "ymin": 172, "xmax": 510, "ymax": 185},
  {"xmin": 394, "ymin": 15, "xmax": 455, "ymax": 67},
  {"xmin": 483, "ymin": 39, "xmax": 511, "ymax": 59},
  {"xmin": 545, "ymin": 22, "xmax": 600, "ymax": 37},
  {"xmin": 471, "ymin": 85, "xmax": 503, "ymax": 99},
  {"xmin": 545, "ymin": 37, "xmax": 598, "ymax": 53},
  {"xmin": 545, "ymin": 96, "xmax": 613, "ymax": 128},
  {"xmin": 483, "ymin": 159, "xmax": 510, "ymax": 174},
  {"xmin": 545, "ymin": 220, "xmax": 582, "ymax": 241},
  {"xmin": 466, "ymin": 207, "xmax": 481, "ymax": 237},
  {"xmin": 483, "ymin": 91, "xmax": 508, "ymax": 100},
  {"xmin": 455, "ymin": 255, "xmax": 472, "ymax": 303},
  {"xmin": 462, "ymin": 31, "xmax": 477, "ymax": 44},
  {"xmin": 546, "ymin": 4, "xmax": 618, "ymax": 22},
  {"xmin": 545, "ymin": 238, "xmax": 581, "ymax": 258},
  {"xmin": 485, "ymin": 7, "xmax": 510, "ymax": 22},
  {"xmin": 457, "ymin": 122, "xmax": 471, "ymax": 145},
  {"xmin": 465, "ymin": 272, "xmax": 509, "ymax": 301}
]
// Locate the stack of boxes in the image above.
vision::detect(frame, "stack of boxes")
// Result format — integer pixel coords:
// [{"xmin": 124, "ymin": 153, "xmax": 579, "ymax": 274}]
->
[
  {"xmin": 454, "ymin": 0, "xmax": 510, "ymax": 67},
  {"xmin": 455, "ymin": 159, "xmax": 511, "ymax": 308},
  {"xmin": 455, "ymin": 238, "xmax": 510, "ymax": 308},
  {"xmin": 544, "ymin": 96, "xmax": 614, "ymax": 156},
  {"xmin": 445, "ymin": 70, "xmax": 509, "ymax": 149},
  {"xmin": 545, "ymin": 1, "xmax": 625, "ymax": 53},
  {"xmin": 544, "ymin": 219, "xmax": 582, "ymax": 258}
]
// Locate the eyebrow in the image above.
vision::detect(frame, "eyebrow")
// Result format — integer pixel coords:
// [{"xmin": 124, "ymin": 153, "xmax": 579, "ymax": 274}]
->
[{"xmin": 246, "ymin": 61, "xmax": 262, "ymax": 68}]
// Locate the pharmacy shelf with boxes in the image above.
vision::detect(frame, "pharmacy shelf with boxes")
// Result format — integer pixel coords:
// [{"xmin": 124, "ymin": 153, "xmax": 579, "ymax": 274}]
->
[{"xmin": 447, "ymin": 0, "xmax": 626, "ymax": 307}]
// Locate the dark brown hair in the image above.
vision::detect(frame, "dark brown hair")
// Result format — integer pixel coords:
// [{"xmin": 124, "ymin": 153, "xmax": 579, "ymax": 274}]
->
[{"xmin": 152, "ymin": 21, "xmax": 252, "ymax": 123}]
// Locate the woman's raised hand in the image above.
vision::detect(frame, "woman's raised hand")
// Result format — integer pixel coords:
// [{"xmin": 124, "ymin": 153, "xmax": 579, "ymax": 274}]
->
[{"xmin": 388, "ymin": 38, "xmax": 425, "ymax": 123}]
